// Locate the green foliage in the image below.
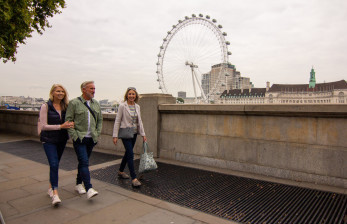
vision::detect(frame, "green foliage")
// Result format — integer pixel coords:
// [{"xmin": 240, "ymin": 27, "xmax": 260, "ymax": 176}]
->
[
  {"xmin": 0, "ymin": 0, "xmax": 65, "ymax": 63},
  {"xmin": 176, "ymin": 97, "xmax": 184, "ymax": 103}
]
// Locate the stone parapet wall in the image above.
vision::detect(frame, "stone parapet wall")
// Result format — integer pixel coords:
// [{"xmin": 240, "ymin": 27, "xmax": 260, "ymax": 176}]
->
[{"xmin": 158, "ymin": 104, "xmax": 347, "ymax": 188}]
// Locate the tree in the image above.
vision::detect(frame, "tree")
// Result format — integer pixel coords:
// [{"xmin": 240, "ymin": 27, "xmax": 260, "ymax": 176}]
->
[
  {"xmin": 0, "ymin": 0, "xmax": 65, "ymax": 63},
  {"xmin": 176, "ymin": 97, "xmax": 184, "ymax": 104}
]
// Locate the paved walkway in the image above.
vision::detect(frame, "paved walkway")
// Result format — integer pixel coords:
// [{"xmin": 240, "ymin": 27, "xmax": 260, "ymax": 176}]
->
[
  {"xmin": 1, "ymin": 133, "xmax": 345, "ymax": 224},
  {"xmin": 0, "ymin": 133, "xmax": 236, "ymax": 224}
]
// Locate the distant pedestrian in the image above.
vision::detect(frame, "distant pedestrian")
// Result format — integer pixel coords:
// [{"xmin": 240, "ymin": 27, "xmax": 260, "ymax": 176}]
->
[
  {"xmin": 112, "ymin": 87, "xmax": 147, "ymax": 187},
  {"xmin": 65, "ymin": 81, "xmax": 102, "ymax": 199},
  {"xmin": 38, "ymin": 84, "xmax": 74, "ymax": 205}
]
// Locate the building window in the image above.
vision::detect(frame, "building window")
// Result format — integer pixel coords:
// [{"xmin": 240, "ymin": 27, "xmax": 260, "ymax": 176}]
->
[{"xmin": 338, "ymin": 92, "xmax": 345, "ymax": 103}]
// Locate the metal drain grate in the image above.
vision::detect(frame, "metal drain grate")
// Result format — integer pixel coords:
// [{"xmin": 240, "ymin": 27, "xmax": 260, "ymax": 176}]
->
[
  {"xmin": 91, "ymin": 161, "xmax": 347, "ymax": 224},
  {"xmin": 0, "ymin": 140, "xmax": 121, "ymax": 171}
]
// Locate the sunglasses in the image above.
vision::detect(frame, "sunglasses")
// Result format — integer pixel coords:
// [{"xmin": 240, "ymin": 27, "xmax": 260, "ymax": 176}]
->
[{"xmin": 127, "ymin": 87, "xmax": 136, "ymax": 91}]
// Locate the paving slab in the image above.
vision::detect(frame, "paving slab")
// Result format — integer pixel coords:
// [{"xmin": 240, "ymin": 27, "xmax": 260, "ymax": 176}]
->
[
  {"xmin": 64, "ymin": 189, "xmax": 127, "ymax": 214},
  {"xmin": 105, "ymin": 184, "xmax": 134, "ymax": 197},
  {"xmin": 64, "ymin": 198, "xmax": 157, "ymax": 224},
  {"xmin": 2, "ymin": 167, "xmax": 47, "ymax": 180},
  {"xmin": 192, "ymin": 212, "xmax": 239, "ymax": 224},
  {"xmin": 0, "ymin": 202, "xmax": 19, "ymax": 217},
  {"xmin": 127, "ymin": 192, "xmax": 163, "ymax": 206},
  {"xmin": 5, "ymin": 206, "xmax": 83, "ymax": 224},
  {"xmin": 8, "ymin": 189, "xmax": 75, "ymax": 213},
  {"xmin": 0, "ymin": 177, "xmax": 38, "ymax": 192},
  {"xmin": 156, "ymin": 201, "xmax": 199, "ymax": 217},
  {"xmin": 3, "ymin": 164, "xmax": 46, "ymax": 175},
  {"xmin": 0, "ymin": 188, "xmax": 29, "ymax": 203},
  {"xmin": 21, "ymin": 181, "xmax": 53, "ymax": 195},
  {"xmin": 0, "ymin": 153, "xmax": 23, "ymax": 165},
  {"xmin": 0, "ymin": 175, "xmax": 8, "ymax": 183},
  {"xmin": 129, "ymin": 208, "xmax": 201, "ymax": 224},
  {"xmin": 0, "ymin": 164, "xmax": 10, "ymax": 170}
]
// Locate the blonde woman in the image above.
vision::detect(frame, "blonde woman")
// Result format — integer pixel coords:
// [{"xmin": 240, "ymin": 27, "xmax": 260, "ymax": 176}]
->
[
  {"xmin": 112, "ymin": 87, "xmax": 147, "ymax": 187},
  {"xmin": 39, "ymin": 84, "xmax": 74, "ymax": 205}
]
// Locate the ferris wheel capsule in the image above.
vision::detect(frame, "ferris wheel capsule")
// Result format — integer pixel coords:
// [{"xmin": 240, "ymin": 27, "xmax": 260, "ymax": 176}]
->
[
  {"xmin": 227, "ymin": 51, "xmax": 232, "ymax": 55},
  {"xmin": 199, "ymin": 14, "xmax": 203, "ymax": 17},
  {"xmin": 222, "ymin": 32, "xmax": 227, "ymax": 36},
  {"xmin": 226, "ymin": 41, "xmax": 230, "ymax": 45},
  {"xmin": 178, "ymin": 20, "xmax": 182, "ymax": 23},
  {"xmin": 163, "ymin": 38, "xmax": 167, "ymax": 41},
  {"xmin": 206, "ymin": 15, "xmax": 210, "ymax": 19},
  {"xmin": 192, "ymin": 14, "xmax": 196, "ymax": 17},
  {"xmin": 156, "ymin": 71, "xmax": 160, "ymax": 74},
  {"xmin": 185, "ymin": 16, "xmax": 189, "ymax": 19},
  {"xmin": 173, "ymin": 25, "xmax": 176, "ymax": 28},
  {"xmin": 212, "ymin": 19, "xmax": 217, "ymax": 23},
  {"xmin": 168, "ymin": 31, "xmax": 171, "ymax": 34},
  {"xmin": 218, "ymin": 25, "xmax": 223, "ymax": 29},
  {"xmin": 156, "ymin": 62, "xmax": 160, "ymax": 65}
]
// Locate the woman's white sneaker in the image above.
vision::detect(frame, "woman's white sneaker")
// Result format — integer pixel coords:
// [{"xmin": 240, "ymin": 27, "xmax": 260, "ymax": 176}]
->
[
  {"xmin": 47, "ymin": 188, "xmax": 53, "ymax": 198},
  {"xmin": 75, "ymin": 184, "xmax": 86, "ymax": 194},
  {"xmin": 87, "ymin": 188, "xmax": 98, "ymax": 199},
  {"xmin": 52, "ymin": 195, "xmax": 61, "ymax": 205}
]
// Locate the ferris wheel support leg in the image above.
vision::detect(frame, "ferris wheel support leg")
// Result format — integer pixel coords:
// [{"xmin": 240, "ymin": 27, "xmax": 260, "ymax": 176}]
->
[
  {"xmin": 191, "ymin": 69, "xmax": 198, "ymax": 103},
  {"xmin": 193, "ymin": 70, "xmax": 207, "ymax": 101}
]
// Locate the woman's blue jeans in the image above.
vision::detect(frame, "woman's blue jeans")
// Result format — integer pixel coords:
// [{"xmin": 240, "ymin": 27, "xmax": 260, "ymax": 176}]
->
[
  {"xmin": 73, "ymin": 137, "xmax": 95, "ymax": 191},
  {"xmin": 43, "ymin": 142, "xmax": 66, "ymax": 190},
  {"xmin": 120, "ymin": 134, "xmax": 137, "ymax": 180}
]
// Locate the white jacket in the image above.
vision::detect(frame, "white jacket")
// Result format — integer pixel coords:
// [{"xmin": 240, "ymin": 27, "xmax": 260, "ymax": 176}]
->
[{"xmin": 112, "ymin": 101, "xmax": 146, "ymax": 137}]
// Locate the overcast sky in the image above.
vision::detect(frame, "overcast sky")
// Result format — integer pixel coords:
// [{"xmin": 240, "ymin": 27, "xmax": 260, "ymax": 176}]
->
[{"xmin": 1, "ymin": 0, "xmax": 346, "ymax": 101}]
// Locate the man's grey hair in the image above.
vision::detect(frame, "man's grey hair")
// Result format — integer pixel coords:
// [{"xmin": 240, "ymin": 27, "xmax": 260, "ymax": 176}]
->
[{"xmin": 80, "ymin": 81, "xmax": 94, "ymax": 91}]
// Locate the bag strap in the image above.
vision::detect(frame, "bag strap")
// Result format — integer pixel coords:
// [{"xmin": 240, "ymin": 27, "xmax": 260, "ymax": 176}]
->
[
  {"xmin": 78, "ymin": 97, "xmax": 96, "ymax": 122},
  {"xmin": 143, "ymin": 142, "xmax": 149, "ymax": 153}
]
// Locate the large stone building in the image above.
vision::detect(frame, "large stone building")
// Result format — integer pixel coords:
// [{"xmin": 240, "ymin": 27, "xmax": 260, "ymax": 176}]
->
[
  {"xmin": 202, "ymin": 63, "xmax": 252, "ymax": 97},
  {"xmin": 266, "ymin": 79, "xmax": 347, "ymax": 104},
  {"xmin": 219, "ymin": 68, "xmax": 347, "ymax": 104}
]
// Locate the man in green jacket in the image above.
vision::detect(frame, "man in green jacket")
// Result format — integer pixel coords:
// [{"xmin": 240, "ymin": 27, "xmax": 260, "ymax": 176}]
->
[{"xmin": 65, "ymin": 81, "xmax": 103, "ymax": 199}]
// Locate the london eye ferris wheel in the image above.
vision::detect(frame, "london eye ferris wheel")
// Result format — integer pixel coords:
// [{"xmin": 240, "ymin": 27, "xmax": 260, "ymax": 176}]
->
[{"xmin": 156, "ymin": 14, "xmax": 232, "ymax": 103}]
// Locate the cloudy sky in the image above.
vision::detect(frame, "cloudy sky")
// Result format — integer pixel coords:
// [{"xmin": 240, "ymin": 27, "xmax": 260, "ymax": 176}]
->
[{"xmin": 1, "ymin": 0, "xmax": 346, "ymax": 101}]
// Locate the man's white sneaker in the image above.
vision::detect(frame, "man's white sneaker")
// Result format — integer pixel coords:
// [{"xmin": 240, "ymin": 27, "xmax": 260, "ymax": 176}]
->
[
  {"xmin": 75, "ymin": 184, "xmax": 86, "ymax": 194},
  {"xmin": 47, "ymin": 188, "xmax": 53, "ymax": 198},
  {"xmin": 52, "ymin": 195, "xmax": 61, "ymax": 205},
  {"xmin": 87, "ymin": 188, "xmax": 98, "ymax": 199}
]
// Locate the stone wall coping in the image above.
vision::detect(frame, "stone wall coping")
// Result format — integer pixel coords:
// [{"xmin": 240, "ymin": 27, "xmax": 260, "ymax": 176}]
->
[
  {"xmin": 2, "ymin": 103, "xmax": 347, "ymax": 118},
  {"xmin": 158, "ymin": 104, "xmax": 347, "ymax": 118}
]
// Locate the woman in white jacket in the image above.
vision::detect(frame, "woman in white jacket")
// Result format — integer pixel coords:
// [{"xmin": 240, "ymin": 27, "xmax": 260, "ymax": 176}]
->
[{"xmin": 112, "ymin": 87, "xmax": 147, "ymax": 187}]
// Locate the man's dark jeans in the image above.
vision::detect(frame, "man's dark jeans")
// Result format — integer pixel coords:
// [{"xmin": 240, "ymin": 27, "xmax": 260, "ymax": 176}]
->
[{"xmin": 73, "ymin": 137, "xmax": 95, "ymax": 191}]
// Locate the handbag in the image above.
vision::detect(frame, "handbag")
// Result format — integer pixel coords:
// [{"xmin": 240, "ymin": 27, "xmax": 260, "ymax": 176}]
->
[
  {"xmin": 139, "ymin": 142, "xmax": 158, "ymax": 173},
  {"xmin": 117, "ymin": 104, "xmax": 138, "ymax": 139},
  {"xmin": 118, "ymin": 127, "xmax": 134, "ymax": 139}
]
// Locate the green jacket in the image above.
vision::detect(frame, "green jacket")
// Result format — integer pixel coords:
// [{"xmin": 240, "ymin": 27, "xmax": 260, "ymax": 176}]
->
[{"xmin": 65, "ymin": 96, "xmax": 103, "ymax": 143}]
